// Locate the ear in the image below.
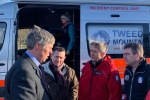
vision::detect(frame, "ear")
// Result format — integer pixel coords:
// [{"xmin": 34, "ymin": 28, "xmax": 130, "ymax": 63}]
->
[
  {"xmin": 35, "ymin": 42, "xmax": 40, "ymax": 50},
  {"xmin": 101, "ymin": 52, "xmax": 106, "ymax": 57},
  {"xmin": 136, "ymin": 52, "xmax": 140, "ymax": 60},
  {"xmin": 64, "ymin": 55, "xmax": 66, "ymax": 60}
]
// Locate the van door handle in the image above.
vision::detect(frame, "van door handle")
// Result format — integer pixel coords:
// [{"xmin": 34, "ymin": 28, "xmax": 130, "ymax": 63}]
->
[{"xmin": 0, "ymin": 63, "xmax": 5, "ymax": 66}]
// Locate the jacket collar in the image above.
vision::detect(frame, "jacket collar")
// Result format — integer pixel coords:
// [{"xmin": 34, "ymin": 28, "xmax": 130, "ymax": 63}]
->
[
  {"xmin": 22, "ymin": 53, "xmax": 41, "ymax": 78},
  {"xmin": 26, "ymin": 51, "xmax": 40, "ymax": 67},
  {"xmin": 43, "ymin": 61, "xmax": 54, "ymax": 78},
  {"xmin": 88, "ymin": 55, "xmax": 114, "ymax": 71},
  {"xmin": 97, "ymin": 55, "xmax": 113, "ymax": 68},
  {"xmin": 43, "ymin": 61, "xmax": 68, "ymax": 78},
  {"xmin": 22, "ymin": 53, "xmax": 51, "ymax": 96},
  {"xmin": 126, "ymin": 57, "xmax": 147, "ymax": 73}
]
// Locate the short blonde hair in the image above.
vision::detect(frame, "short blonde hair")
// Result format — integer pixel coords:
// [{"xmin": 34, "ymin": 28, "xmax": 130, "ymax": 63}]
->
[{"xmin": 90, "ymin": 41, "xmax": 108, "ymax": 53}]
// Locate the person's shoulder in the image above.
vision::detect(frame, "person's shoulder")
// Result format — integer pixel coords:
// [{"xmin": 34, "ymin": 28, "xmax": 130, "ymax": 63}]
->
[
  {"xmin": 146, "ymin": 64, "xmax": 150, "ymax": 70},
  {"xmin": 68, "ymin": 22, "xmax": 74, "ymax": 25},
  {"xmin": 65, "ymin": 64, "xmax": 74, "ymax": 71},
  {"xmin": 102, "ymin": 56, "xmax": 116, "ymax": 69},
  {"xmin": 42, "ymin": 61, "xmax": 51, "ymax": 73},
  {"xmin": 15, "ymin": 54, "xmax": 36, "ymax": 72},
  {"xmin": 81, "ymin": 61, "xmax": 91, "ymax": 72},
  {"xmin": 65, "ymin": 64, "xmax": 80, "ymax": 73},
  {"xmin": 20, "ymin": 57, "xmax": 32, "ymax": 67},
  {"xmin": 8, "ymin": 58, "xmax": 31, "ymax": 76},
  {"xmin": 145, "ymin": 64, "xmax": 150, "ymax": 77},
  {"xmin": 68, "ymin": 22, "xmax": 75, "ymax": 27},
  {"xmin": 146, "ymin": 63, "xmax": 150, "ymax": 66},
  {"xmin": 13, "ymin": 55, "xmax": 29, "ymax": 67},
  {"xmin": 64, "ymin": 64, "xmax": 76, "ymax": 77},
  {"xmin": 42, "ymin": 61, "xmax": 49, "ymax": 68}
]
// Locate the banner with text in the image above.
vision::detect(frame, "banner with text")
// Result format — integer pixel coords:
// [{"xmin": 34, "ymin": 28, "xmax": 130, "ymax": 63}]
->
[{"xmin": 87, "ymin": 24, "xmax": 143, "ymax": 54}]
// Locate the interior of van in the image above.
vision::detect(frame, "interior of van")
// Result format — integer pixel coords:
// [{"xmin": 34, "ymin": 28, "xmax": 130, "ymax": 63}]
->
[{"xmin": 17, "ymin": 4, "xmax": 80, "ymax": 79}]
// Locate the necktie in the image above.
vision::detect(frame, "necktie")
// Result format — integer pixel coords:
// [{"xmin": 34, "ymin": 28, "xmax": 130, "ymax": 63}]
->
[{"xmin": 39, "ymin": 65, "xmax": 49, "ymax": 90}]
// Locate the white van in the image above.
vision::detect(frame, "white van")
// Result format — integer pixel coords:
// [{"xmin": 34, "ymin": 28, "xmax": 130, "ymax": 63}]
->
[{"xmin": 1, "ymin": 0, "xmax": 150, "ymax": 99}]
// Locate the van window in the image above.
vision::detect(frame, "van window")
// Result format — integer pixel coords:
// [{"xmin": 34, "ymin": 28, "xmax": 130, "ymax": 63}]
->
[
  {"xmin": 0, "ymin": 22, "xmax": 6, "ymax": 51},
  {"xmin": 17, "ymin": 29, "xmax": 29, "ymax": 57},
  {"xmin": 18, "ymin": 29, "xmax": 30, "ymax": 50}
]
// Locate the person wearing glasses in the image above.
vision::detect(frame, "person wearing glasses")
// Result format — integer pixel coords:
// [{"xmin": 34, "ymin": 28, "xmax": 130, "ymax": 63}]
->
[{"xmin": 123, "ymin": 42, "xmax": 150, "ymax": 100}]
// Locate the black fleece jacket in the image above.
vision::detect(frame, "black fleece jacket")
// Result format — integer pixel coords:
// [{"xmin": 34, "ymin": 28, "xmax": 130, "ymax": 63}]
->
[{"xmin": 124, "ymin": 58, "xmax": 150, "ymax": 100}]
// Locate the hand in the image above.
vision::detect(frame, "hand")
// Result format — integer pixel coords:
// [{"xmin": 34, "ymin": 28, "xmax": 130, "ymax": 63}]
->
[{"xmin": 66, "ymin": 50, "xmax": 70, "ymax": 55}]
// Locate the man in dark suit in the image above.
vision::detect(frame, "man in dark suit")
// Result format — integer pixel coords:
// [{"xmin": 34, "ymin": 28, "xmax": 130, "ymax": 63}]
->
[{"xmin": 5, "ymin": 25, "xmax": 55, "ymax": 100}]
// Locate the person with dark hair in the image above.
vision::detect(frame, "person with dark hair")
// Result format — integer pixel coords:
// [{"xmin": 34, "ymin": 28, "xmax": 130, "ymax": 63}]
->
[
  {"xmin": 42, "ymin": 46, "xmax": 78, "ymax": 100},
  {"xmin": 60, "ymin": 12, "xmax": 76, "ymax": 67},
  {"xmin": 123, "ymin": 42, "xmax": 150, "ymax": 100},
  {"xmin": 5, "ymin": 25, "xmax": 55, "ymax": 100}
]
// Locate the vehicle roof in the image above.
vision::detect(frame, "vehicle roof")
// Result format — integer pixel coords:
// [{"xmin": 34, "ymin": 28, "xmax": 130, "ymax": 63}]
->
[
  {"xmin": 0, "ymin": 2, "xmax": 17, "ymax": 19},
  {"xmin": 10, "ymin": 0, "xmax": 150, "ymax": 5}
]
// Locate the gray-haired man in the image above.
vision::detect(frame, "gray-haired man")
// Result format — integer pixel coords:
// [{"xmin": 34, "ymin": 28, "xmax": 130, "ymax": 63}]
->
[{"xmin": 5, "ymin": 25, "xmax": 55, "ymax": 100}]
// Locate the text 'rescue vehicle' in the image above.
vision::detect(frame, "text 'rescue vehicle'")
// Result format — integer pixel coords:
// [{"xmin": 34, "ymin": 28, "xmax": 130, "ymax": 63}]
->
[{"xmin": 0, "ymin": 0, "xmax": 150, "ymax": 99}]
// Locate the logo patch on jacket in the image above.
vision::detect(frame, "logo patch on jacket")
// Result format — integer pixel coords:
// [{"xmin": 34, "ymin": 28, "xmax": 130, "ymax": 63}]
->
[
  {"xmin": 115, "ymin": 75, "xmax": 119, "ymax": 82},
  {"xmin": 95, "ymin": 71, "xmax": 102, "ymax": 75},
  {"xmin": 138, "ymin": 77, "xmax": 143, "ymax": 84},
  {"xmin": 125, "ymin": 75, "xmax": 129, "ymax": 81}
]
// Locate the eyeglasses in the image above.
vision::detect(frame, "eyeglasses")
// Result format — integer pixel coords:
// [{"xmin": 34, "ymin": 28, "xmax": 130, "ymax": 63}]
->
[{"xmin": 123, "ymin": 53, "xmax": 131, "ymax": 56}]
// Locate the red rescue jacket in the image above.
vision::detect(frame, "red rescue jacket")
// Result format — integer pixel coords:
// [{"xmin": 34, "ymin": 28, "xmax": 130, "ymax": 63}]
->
[{"xmin": 78, "ymin": 56, "xmax": 122, "ymax": 100}]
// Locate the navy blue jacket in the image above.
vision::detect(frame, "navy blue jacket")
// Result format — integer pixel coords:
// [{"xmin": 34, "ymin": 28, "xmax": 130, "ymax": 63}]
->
[
  {"xmin": 124, "ymin": 58, "xmax": 150, "ymax": 100},
  {"xmin": 61, "ymin": 22, "xmax": 76, "ymax": 51}
]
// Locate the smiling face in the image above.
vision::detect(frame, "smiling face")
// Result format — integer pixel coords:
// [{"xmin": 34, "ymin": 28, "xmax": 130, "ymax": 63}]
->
[
  {"xmin": 35, "ymin": 42, "xmax": 54, "ymax": 63},
  {"xmin": 51, "ymin": 51, "xmax": 66, "ymax": 67}
]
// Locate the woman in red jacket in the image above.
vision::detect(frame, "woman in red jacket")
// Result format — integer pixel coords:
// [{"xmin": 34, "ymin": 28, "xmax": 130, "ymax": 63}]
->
[{"xmin": 78, "ymin": 41, "xmax": 122, "ymax": 100}]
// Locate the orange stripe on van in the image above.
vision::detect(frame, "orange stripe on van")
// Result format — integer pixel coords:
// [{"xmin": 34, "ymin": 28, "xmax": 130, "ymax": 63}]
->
[
  {"xmin": 119, "ymin": 74, "xmax": 124, "ymax": 79},
  {"xmin": 113, "ymin": 58, "xmax": 150, "ymax": 67},
  {"xmin": 146, "ymin": 58, "xmax": 150, "ymax": 64},
  {"xmin": 0, "ymin": 80, "xmax": 5, "ymax": 87},
  {"xmin": 0, "ymin": 98, "xmax": 4, "ymax": 100},
  {"xmin": 112, "ymin": 58, "xmax": 126, "ymax": 68},
  {"xmin": 112, "ymin": 58, "xmax": 150, "ymax": 78},
  {"xmin": 112, "ymin": 58, "xmax": 126, "ymax": 78}
]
